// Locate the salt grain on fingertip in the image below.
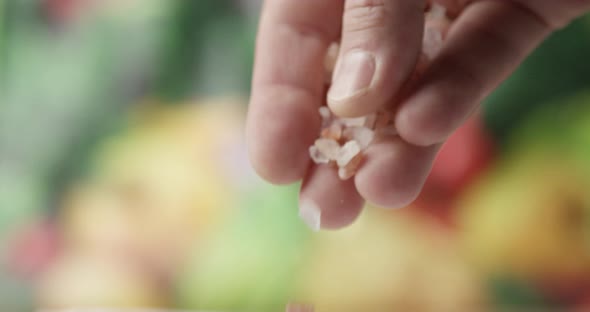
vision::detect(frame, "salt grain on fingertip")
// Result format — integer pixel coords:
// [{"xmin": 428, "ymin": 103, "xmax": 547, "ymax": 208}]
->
[
  {"xmin": 338, "ymin": 167, "xmax": 352, "ymax": 180},
  {"xmin": 343, "ymin": 126, "xmax": 375, "ymax": 150},
  {"xmin": 314, "ymin": 138, "xmax": 341, "ymax": 160},
  {"xmin": 319, "ymin": 107, "xmax": 334, "ymax": 129},
  {"xmin": 319, "ymin": 106, "xmax": 331, "ymax": 118},
  {"xmin": 336, "ymin": 140, "xmax": 362, "ymax": 167},
  {"xmin": 321, "ymin": 123, "xmax": 343, "ymax": 141},
  {"xmin": 309, "ymin": 146, "xmax": 329, "ymax": 164},
  {"xmin": 340, "ymin": 116, "xmax": 367, "ymax": 128},
  {"xmin": 338, "ymin": 153, "xmax": 363, "ymax": 180}
]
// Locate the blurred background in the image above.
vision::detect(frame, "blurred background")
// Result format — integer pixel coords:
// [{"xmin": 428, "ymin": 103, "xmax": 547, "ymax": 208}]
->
[{"xmin": 1, "ymin": 0, "xmax": 590, "ymax": 311}]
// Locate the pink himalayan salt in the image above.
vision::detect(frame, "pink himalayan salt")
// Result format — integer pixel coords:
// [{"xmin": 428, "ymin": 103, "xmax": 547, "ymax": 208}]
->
[
  {"xmin": 339, "ymin": 116, "xmax": 368, "ymax": 128},
  {"xmin": 336, "ymin": 140, "xmax": 362, "ymax": 167},
  {"xmin": 314, "ymin": 138, "xmax": 340, "ymax": 160},
  {"xmin": 422, "ymin": 26, "xmax": 444, "ymax": 60},
  {"xmin": 310, "ymin": 4, "xmax": 450, "ymax": 180},
  {"xmin": 338, "ymin": 152, "xmax": 363, "ymax": 180},
  {"xmin": 309, "ymin": 145, "xmax": 329, "ymax": 164},
  {"xmin": 319, "ymin": 106, "xmax": 333, "ymax": 128},
  {"xmin": 337, "ymin": 140, "xmax": 364, "ymax": 180},
  {"xmin": 343, "ymin": 126, "xmax": 375, "ymax": 149},
  {"xmin": 420, "ymin": 3, "xmax": 451, "ymax": 67}
]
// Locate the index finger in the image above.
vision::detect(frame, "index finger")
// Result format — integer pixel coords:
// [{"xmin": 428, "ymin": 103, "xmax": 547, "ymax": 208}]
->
[{"xmin": 246, "ymin": 0, "xmax": 343, "ymax": 184}]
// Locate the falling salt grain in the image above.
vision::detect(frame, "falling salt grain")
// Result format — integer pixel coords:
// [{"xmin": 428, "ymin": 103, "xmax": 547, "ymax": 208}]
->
[{"xmin": 423, "ymin": 3, "xmax": 450, "ymax": 61}]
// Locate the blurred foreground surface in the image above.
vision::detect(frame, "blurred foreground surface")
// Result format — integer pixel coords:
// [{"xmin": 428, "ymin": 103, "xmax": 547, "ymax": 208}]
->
[{"xmin": 2, "ymin": 1, "xmax": 590, "ymax": 311}]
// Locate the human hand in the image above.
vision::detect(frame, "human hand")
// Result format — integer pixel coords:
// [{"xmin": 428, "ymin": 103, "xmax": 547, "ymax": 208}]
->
[{"xmin": 246, "ymin": 0, "xmax": 590, "ymax": 230}]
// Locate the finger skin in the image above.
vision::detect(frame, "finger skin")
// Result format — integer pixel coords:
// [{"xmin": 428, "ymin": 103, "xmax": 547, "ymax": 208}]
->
[
  {"xmin": 396, "ymin": 0, "xmax": 551, "ymax": 146},
  {"xmin": 327, "ymin": 0, "xmax": 426, "ymax": 117},
  {"xmin": 355, "ymin": 137, "xmax": 441, "ymax": 208},
  {"xmin": 246, "ymin": 0, "xmax": 343, "ymax": 184},
  {"xmin": 514, "ymin": 0, "xmax": 590, "ymax": 28},
  {"xmin": 300, "ymin": 165, "xmax": 365, "ymax": 230}
]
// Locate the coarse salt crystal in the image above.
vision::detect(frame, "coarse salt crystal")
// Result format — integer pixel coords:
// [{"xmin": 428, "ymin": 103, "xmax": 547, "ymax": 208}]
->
[
  {"xmin": 338, "ymin": 153, "xmax": 363, "ymax": 180},
  {"xmin": 319, "ymin": 106, "xmax": 331, "ymax": 119},
  {"xmin": 423, "ymin": 27, "xmax": 444, "ymax": 60},
  {"xmin": 321, "ymin": 123, "xmax": 343, "ymax": 141},
  {"xmin": 338, "ymin": 167, "xmax": 352, "ymax": 180},
  {"xmin": 339, "ymin": 116, "xmax": 367, "ymax": 128},
  {"xmin": 336, "ymin": 140, "xmax": 362, "ymax": 167},
  {"xmin": 343, "ymin": 126, "xmax": 375, "ymax": 149},
  {"xmin": 314, "ymin": 138, "xmax": 341, "ymax": 160},
  {"xmin": 309, "ymin": 145, "xmax": 329, "ymax": 164},
  {"xmin": 310, "ymin": 5, "xmax": 451, "ymax": 179}
]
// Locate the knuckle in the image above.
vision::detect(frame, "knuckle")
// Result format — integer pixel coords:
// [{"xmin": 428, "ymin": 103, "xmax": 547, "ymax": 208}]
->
[{"xmin": 344, "ymin": 0, "xmax": 390, "ymax": 33}]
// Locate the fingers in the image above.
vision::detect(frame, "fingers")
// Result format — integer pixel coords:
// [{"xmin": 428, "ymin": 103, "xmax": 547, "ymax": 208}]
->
[
  {"xmin": 429, "ymin": 0, "xmax": 468, "ymax": 17},
  {"xmin": 516, "ymin": 0, "xmax": 590, "ymax": 28},
  {"xmin": 246, "ymin": 0, "xmax": 343, "ymax": 184},
  {"xmin": 327, "ymin": 0, "xmax": 426, "ymax": 117},
  {"xmin": 299, "ymin": 165, "xmax": 365, "ymax": 231},
  {"xmin": 395, "ymin": 0, "xmax": 551, "ymax": 146},
  {"xmin": 355, "ymin": 137, "xmax": 440, "ymax": 208}
]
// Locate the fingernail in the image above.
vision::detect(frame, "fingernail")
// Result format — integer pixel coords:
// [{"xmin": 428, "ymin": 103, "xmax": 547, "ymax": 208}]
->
[
  {"xmin": 328, "ymin": 50, "xmax": 375, "ymax": 101},
  {"xmin": 299, "ymin": 199, "xmax": 322, "ymax": 231}
]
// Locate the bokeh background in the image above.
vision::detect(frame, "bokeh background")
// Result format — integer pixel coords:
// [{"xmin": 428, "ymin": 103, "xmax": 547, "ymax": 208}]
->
[{"xmin": 1, "ymin": 0, "xmax": 590, "ymax": 311}]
